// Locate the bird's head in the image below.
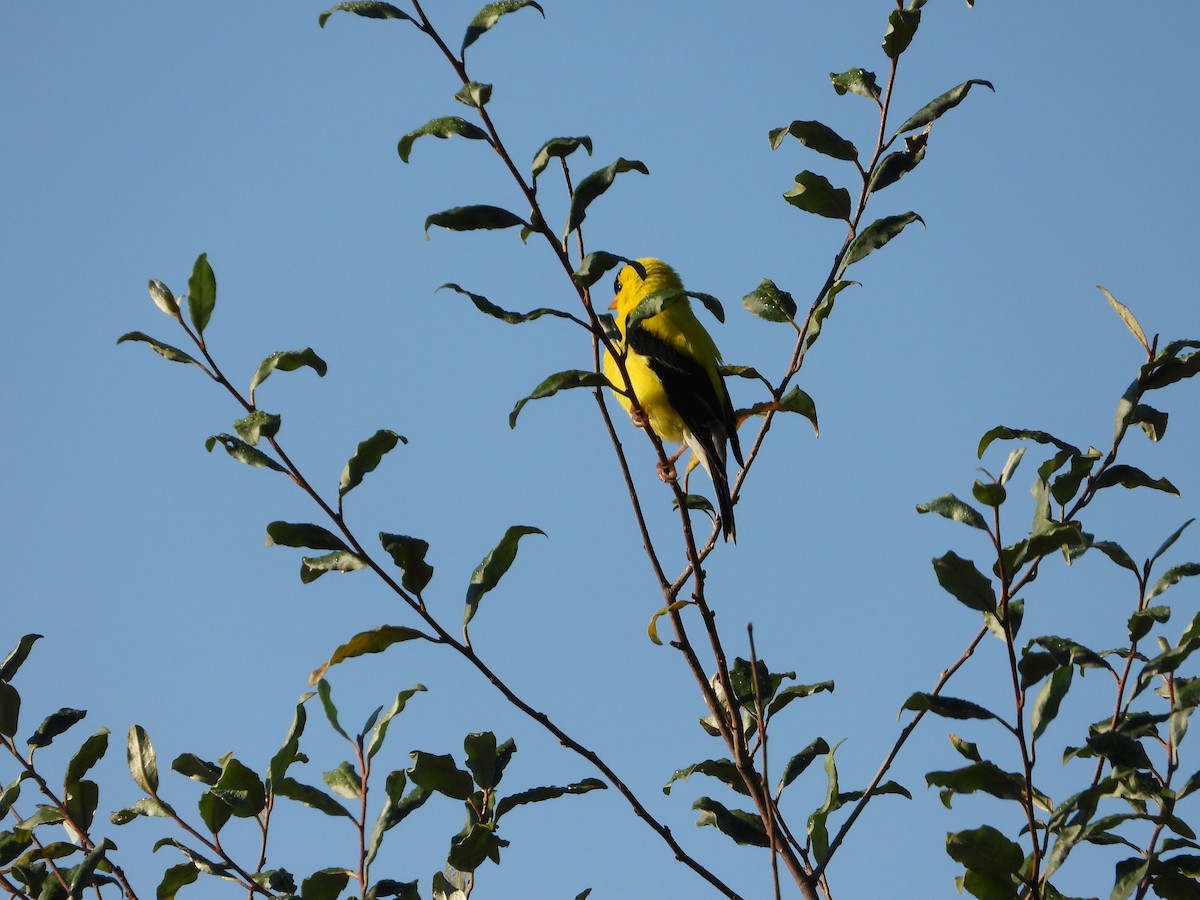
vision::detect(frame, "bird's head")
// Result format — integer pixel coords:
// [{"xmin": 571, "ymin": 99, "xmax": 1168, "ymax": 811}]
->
[{"xmin": 610, "ymin": 258, "xmax": 683, "ymax": 324}]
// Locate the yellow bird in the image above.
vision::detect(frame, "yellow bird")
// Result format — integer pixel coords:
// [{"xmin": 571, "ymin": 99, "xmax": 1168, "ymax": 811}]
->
[{"xmin": 602, "ymin": 258, "xmax": 744, "ymax": 541}]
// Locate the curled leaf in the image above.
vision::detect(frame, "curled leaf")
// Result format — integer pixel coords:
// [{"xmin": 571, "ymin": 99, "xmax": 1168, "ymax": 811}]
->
[
  {"xmin": 424, "ymin": 205, "xmax": 528, "ymax": 238},
  {"xmin": 318, "ymin": 2, "xmax": 416, "ymax": 28},
  {"xmin": 462, "ymin": 1, "xmax": 545, "ymax": 53},
  {"xmin": 464, "ymin": 525, "xmax": 546, "ymax": 626},
  {"xmin": 509, "ymin": 370, "xmax": 610, "ymax": 428},
  {"xmin": 531, "ymin": 136, "xmax": 593, "ymax": 180},
  {"xmin": 398, "ymin": 117, "xmax": 490, "ymax": 163},
  {"xmin": 894, "ymin": 79, "xmax": 995, "ymax": 134},
  {"xmin": 767, "ymin": 120, "xmax": 858, "ymax": 160},
  {"xmin": 340, "ymin": 430, "xmax": 406, "ymax": 498},
  {"xmin": 783, "ymin": 171, "xmax": 851, "ymax": 220},
  {"xmin": 648, "ymin": 600, "xmax": 692, "ymax": 646},
  {"xmin": 845, "ymin": 212, "xmax": 924, "ymax": 265},
  {"xmin": 565, "ymin": 158, "xmax": 649, "ymax": 235},
  {"xmin": 439, "ymin": 283, "xmax": 576, "ymax": 325}
]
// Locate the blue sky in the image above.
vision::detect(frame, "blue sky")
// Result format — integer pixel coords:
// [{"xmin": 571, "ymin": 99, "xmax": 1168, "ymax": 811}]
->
[{"xmin": 4, "ymin": 2, "xmax": 1200, "ymax": 898}]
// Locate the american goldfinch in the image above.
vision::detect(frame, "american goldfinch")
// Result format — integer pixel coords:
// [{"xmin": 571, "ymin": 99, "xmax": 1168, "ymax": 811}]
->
[{"xmin": 602, "ymin": 258, "xmax": 744, "ymax": 541}]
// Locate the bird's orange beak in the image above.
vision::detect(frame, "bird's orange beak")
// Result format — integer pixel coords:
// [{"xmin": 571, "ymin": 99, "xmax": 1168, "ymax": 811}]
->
[{"xmin": 609, "ymin": 295, "xmax": 618, "ymax": 310}]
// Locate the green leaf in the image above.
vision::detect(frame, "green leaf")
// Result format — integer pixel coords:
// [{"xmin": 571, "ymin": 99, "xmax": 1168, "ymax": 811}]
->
[
  {"xmin": 249, "ymin": 348, "xmax": 328, "ymax": 398},
  {"xmin": 152, "ymin": 837, "xmax": 229, "ymax": 875},
  {"xmin": 1031, "ymin": 665, "xmax": 1073, "ymax": 742},
  {"xmin": 972, "ymin": 480, "xmax": 1006, "ymax": 508},
  {"xmin": 397, "ymin": 116, "xmax": 490, "ymax": 163},
  {"xmin": 777, "ymin": 738, "xmax": 830, "ymax": 793},
  {"xmin": 147, "ymin": 279, "xmax": 179, "ymax": 316},
  {"xmin": 461, "ymin": 1, "xmax": 545, "ymax": 53},
  {"xmin": 438, "ymin": 282, "xmax": 575, "ymax": 325},
  {"xmin": 808, "ymin": 741, "xmax": 845, "ymax": 863},
  {"xmin": 999, "ymin": 448, "xmax": 1025, "ymax": 485},
  {"xmin": 1141, "ymin": 347, "xmax": 1200, "ymax": 391},
  {"xmin": 156, "ymin": 862, "xmax": 200, "ymax": 900},
  {"xmin": 692, "ymin": 796, "xmax": 769, "ymax": 847},
  {"xmin": 186, "ymin": 253, "xmax": 216, "ymax": 335},
  {"xmin": 868, "ymin": 130, "xmax": 929, "ymax": 193},
  {"xmin": 65, "ymin": 778, "xmax": 99, "ymax": 832},
  {"xmin": 782, "ymin": 170, "xmax": 851, "ymax": 220},
  {"xmin": 978, "ymin": 425, "xmax": 1081, "ymax": 459},
  {"xmin": 379, "ymin": 534, "xmax": 435, "ymax": 597},
  {"xmin": 368, "ymin": 881, "xmax": 422, "ymax": 900},
  {"xmin": 1129, "ymin": 606, "xmax": 1171, "ymax": 642},
  {"xmin": 448, "ymin": 822, "xmax": 505, "ymax": 873},
  {"xmin": 767, "ymin": 120, "xmax": 858, "ymax": 160},
  {"xmin": 829, "ymin": 68, "xmax": 881, "ymax": 101},
  {"xmin": 367, "ymin": 686, "xmax": 426, "ymax": 761},
  {"xmin": 116, "ymin": 331, "xmax": 204, "ymax": 368},
  {"xmin": 573, "ymin": 251, "xmax": 643, "ymax": 289},
  {"xmin": 463, "ymin": 732, "xmax": 499, "ymax": 790},
  {"xmin": 268, "ymin": 704, "xmax": 306, "ymax": 790},
  {"xmin": 318, "ymin": 2, "xmax": 416, "ymax": 28},
  {"xmin": 845, "ymin": 212, "xmax": 924, "ymax": 265},
  {"xmin": 741, "ymin": 279, "xmax": 797, "ymax": 322},
  {"xmin": 926, "ymin": 762, "xmax": 1037, "ymax": 808},
  {"xmin": 531, "ymin": 136, "xmax": 593, "ymax": 179},
  {"xmin": 212, "ymin": 758, "xmax": 267, "ymax": 818},
  {"xmin": 408, "ymin": 752, "xmax": 473, "ymax": 800},
  {"xmin": 686, "ymin": 290, "xmax": 726, "ymax": 323},
  {"xmin": 565, "ymin": 158, "xmax": 649, "ymax": 235},
  {"xmin": 301, "ymin": 551, "xmax": 366, "ymax": 583},
  {"xmin": 315, "ymin": 679, "xmax": 349, "ymax": 741},
  {"xmin": 945, "ymin": 824, "xmax": 1023, "ymax": 878},
  {"xmin": 464, "ymin": 525, "xmax": 545, "ymax": 626},
  {"xmin": 26, "ymin": 708, "xmax": 85, "ymax": 750},
  {"xmin": 1148, "ymin": 564, "xmax": 1200, "ymax": 603},
  {"xmin": 323, "ymin": 761, "xmax": 362, "ymax": 800},
  {"xmin": 916, "ymin": 494, "xmax": 989, "ymax": 531},
  {"xmin": 1152, "ymin": 519, "xmax": 1196, "ymax": 568},
  {"xmin": 894, "ymin": 79, "xmax": 995, "ymax": 134},
  {"xmin": 1093, "ymin": 464, "xmax": 1178, "ymax": 496},
  {"xmin": 882, "ymin": 7, "xmax": 920, "ymax": 58},
  {"xmin": 300, "ymin": 868, "xmax": 351, "ymax": 900},
  {"xmin": 65, "ymin": 729, "xmax": 110, "ymax": 785},
  {"xmin": 453, "ymin": 81, "xmax": 492, "ymax": 109},
  {"xmin": 233, "ymin": 410, "xmax": 281, "ymax": 446},
  {"xmin": 310, "ymin": 627, "xmax": 429, "ymax": 684},
  {"xmin": 110, "ymin": 797, "xmax": 171, "ymax": 824},
  {"xmin": 901, "ymin": 692, "xmax": 1003, "ymax": 724},
  {"xmin": 205, "ymin": 433, "xmax": 287, "ymax": 472},
  {"xmin": 339, "ymin": 429, "xmax": 406, "ymax": 498},
  {"xmin": 368, "ymin": 775, "xmax": 430, "ymax": 864},
  {"xmin": 932, "ymin": 552, "xmax": 997, "ymax": 613},
  {"xmin": 1128, "ymin": 403, "xmax": 1168, "ymax": 442},
  {"xmin": 509, "ymin": 370, "xmax": 609, "ymax": 428},
  {"xmin": 0, "ymin": 691, "xmax": 20, "ymax": 739},
  {"xmin": 767, "ymin": 681, "xmax": 834, "ymax": 717},
  {"xmin": 1098, "ymin": 286, "xmax": 1149, "ymax": 352},
  {"xmin": 0, "ymin": 634, "xmax": 42, "ymax": 684},
  {"xmin": 127, "ymin": 725, "xmax": 159, "ymax": 795},
  {"xmin": 950, "ymin": 734, "xmax": 982, "ymax": 763},
  {"xmin": 266, "ymin": 521, "xmax": 348, "ymax": 552},
  {"xmin": 663, "ymin": 759, "xmax": 749, "ymax": 797},
  {"xmin": 495, "ymin": 778, "xmax": 606, "ymax": 820},
  {"xmin": 424, "ymin": 205, "xmax": 529, "ymax": 239},
  {"xmin": 802, "ymin": 279, "xmax": 857, "ymax": 354}
]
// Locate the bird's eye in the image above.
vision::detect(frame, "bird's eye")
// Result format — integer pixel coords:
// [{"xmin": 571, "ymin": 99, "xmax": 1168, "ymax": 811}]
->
[{"xmin": 613, "ymin": 274, "xmax": 621, "ymax": 294}]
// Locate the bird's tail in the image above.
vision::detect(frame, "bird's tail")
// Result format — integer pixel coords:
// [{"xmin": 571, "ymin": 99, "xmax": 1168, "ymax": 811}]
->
[
  {"xmin": 690, "ymin": 438, "xmax": 736, "ymax": 542},
  {"xmin": 712, "ymin": 465, "xmax": 737, "ymax": 543}
]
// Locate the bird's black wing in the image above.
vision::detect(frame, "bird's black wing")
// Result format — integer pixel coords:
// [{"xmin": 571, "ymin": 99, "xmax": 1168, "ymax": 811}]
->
[{"xmin": 627, "ymin": 324, "xmax": 732, "ymax": 459}]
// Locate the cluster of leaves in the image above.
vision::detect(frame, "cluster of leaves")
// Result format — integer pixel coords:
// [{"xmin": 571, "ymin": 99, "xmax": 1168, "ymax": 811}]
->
[
  {"xmin": 1, "ymin": 635, "xmax": 601, "ymax": 899},
  {"xmin": 113, "ymin": 3, "xmax": 1018, "ymax": 900},
  {"xmin": 913, "ymin": 299, "xmax": 1200, "ymax": 898}
]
